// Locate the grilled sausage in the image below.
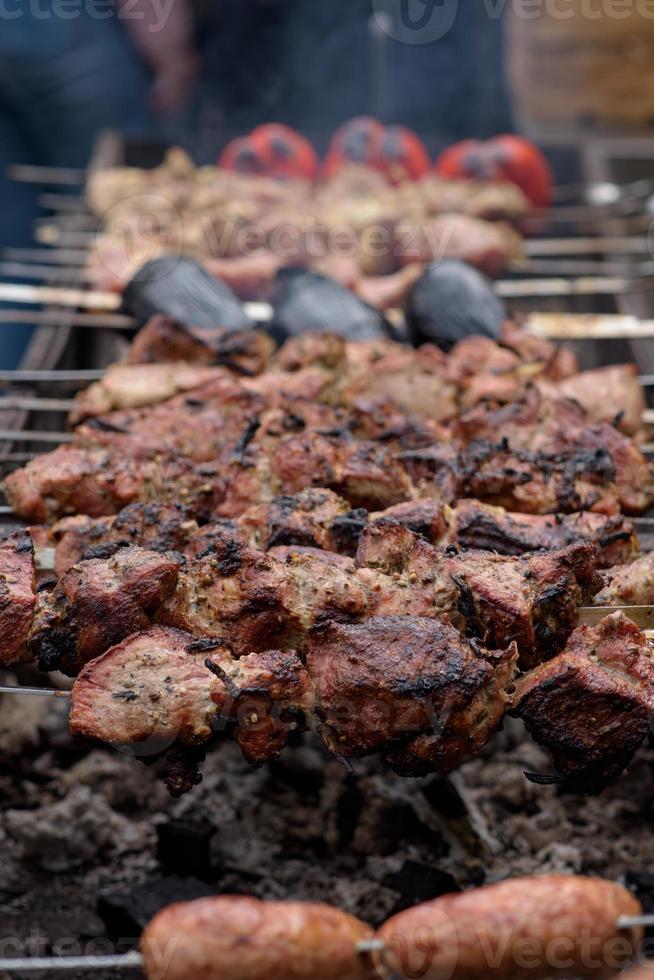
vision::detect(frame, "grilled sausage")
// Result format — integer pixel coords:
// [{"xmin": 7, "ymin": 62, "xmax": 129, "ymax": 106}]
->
[
  {"xmin": 140, "ymin": 895, "xmax": 377, "ymax": 980},
  {"xmin": 375, "ymin": 875, "xmax": 643, "ymax": 979}
]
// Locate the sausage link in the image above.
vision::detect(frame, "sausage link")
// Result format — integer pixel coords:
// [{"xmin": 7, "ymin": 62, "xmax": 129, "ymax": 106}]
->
[
  {"xmin": 140, "ymin": 895, "xmax": 377, "ymax": 980},
  {"xmin": 375, "ymin": 875, "xmax": 643, "ymax": 979}
]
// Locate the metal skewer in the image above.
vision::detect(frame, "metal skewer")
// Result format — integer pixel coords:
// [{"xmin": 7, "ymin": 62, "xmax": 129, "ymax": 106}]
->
[
  {"xmin": 7, "ymin": 164, "xmax": 86, "ymax": 185},
  {"xmin": 0, "ymin": 951, "xmax": 143, "ymax": 973},
  {"xmin": 0, "ymin": 939, "xmax": 389, "ymax": 974},
  {"xmin": 0, "ymin": 685, "xmax": 70, "ymax": 698},
  {"xmin": 0, "ymin": 396, "xmax": 76, "ymax": 412},
  {"xmin": 0, "ymin": 430, "xmax": 73, "ymax": 444},
  {"xmin": 0, "ymin": 309, "xmax": 135, "ymax": 330}
]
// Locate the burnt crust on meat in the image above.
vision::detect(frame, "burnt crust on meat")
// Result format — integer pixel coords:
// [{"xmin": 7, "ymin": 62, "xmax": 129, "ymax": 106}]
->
[
  {"xmin": 306, "ymin": 616, "xmax": 518, "ymax": 776},
  {"xmin": 0, "ymin": 529, "xmax": 36, "ymax": 667},
  {"xmin": 30, "ymin": 547, "xmax": 181, "ymax": 675},
  {"xmin": 512, "ymin": 612, "xmax": 654, "ymax": 794}
]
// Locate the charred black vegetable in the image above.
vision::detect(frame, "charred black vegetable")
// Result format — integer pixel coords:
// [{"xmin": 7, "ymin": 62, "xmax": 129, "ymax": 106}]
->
[
  {"xmin": 270, "ymin": 267, "xmax": 394, "ymax": 342},
  {"xmin": 406, "ymin": 259, "xmax": 506, "ymax": 352},
  {"xmin": 123, "ymin": 257, "xmax": 254, "ymax": 331}
]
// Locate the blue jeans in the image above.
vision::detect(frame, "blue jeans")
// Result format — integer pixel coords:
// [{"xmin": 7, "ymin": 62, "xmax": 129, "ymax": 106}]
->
[{"xmin": 0, "ymin": 10, "xmax": 155, "ymax": 367}]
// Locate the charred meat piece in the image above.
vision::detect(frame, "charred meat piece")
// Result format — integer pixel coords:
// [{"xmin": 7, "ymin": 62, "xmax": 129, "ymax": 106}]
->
[
  {"xmin": 236, "ymin": 488, "xmax": 364, "ymax": 554},
  {"xmin": 340, "ymin": 345, "xmax": 458, "ymax": 425},
  {"xmin": 371, "ymin": 498, "xmax": 449, "ymax": 545},
  {"xmin": 48, "ymin": 502, "xmax": 198, "ymax": 576},
  {"xmin": 546, "ymin": 363, "xmax": 646, "ymax": 437},
  {"xmin": 307, "ymin": 616, "xmax": 517, "ymax": 775},
  {"xmin": 68, "ymin": 362, "xmax": 228, "ymax": 426},
  {"xmin": 3, "ymin": 446, "xmax": 230, "ymax": 525},
  {"xmin": 125, "ymin": 315, "xmax": 274, "ymax": 375},
  {"xmin": 74, "ymin": 376, "xmax": 264, "ymax": 463},
  {"xmin": 29, "ymin": 547, "xmax": 180, "ymax": 675},
  {"xmin": 455, "ymin": 386, "xmax": 654, "ymax": 514},
  {"xmin": 208, "ymin": 647, "xmax": 315, "ymax": 767},
  {"xmin": 458, "ymin": 440, "xmax": 623, "ymax": 516},
  {"xmin": 499, "ymin": 321, "xmax": 578, "ymax": 380},
  {"xmin": 355, "ymin": 521, "xmax": 600, "ymax": 668},
  {"xmin": 158, "ymin": 542, "xmax": 371, "ymax": 656},
  {"xmin": 451, "ymin": 500, "xmax": 638, "ymax": 568},
  {"xmin": 595, "ymin": 552, "xmax": 654, "ymax": 606},
  {"xmin": 0, "ymin": 530, "xmax": 37, "ymax": 667},
  {"xmin": 447, "ymin": 543, "xmax": 600, "ymax": 670},
  {"xmin": 262, "ymin": 431, "xmax": 417, "ymax": 512},
  {"xmin": 70, "ymin": 626, "xmax": 222, "ymax": 795},
  {"xmin": 512, "ymin": 612, "xmax": 654, "ymax": 794}
]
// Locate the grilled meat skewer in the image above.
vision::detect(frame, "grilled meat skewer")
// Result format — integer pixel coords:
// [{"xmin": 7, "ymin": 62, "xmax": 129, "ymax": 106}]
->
[
  {"xmin": 36, "ymin": 491, "xmax": 637, "ymax": 578},
  {"xmin": 3, "ymin": 522, "xmax": 599, "ymax": 674}
]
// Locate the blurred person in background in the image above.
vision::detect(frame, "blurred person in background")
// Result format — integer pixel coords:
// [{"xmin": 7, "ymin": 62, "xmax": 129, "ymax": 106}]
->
[
  {"xmin": 0, "ymin": 0, "xmax": 199, "ymax": 367},
  {"xmin": 195, "ymin": 1, "xmax": 511, "ymax": 153}
]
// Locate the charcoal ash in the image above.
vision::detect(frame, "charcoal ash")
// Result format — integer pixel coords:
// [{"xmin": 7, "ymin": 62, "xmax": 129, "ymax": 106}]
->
[{"xmin": 0, "ymin": 708, "xmax": 654, "ymax": 978}]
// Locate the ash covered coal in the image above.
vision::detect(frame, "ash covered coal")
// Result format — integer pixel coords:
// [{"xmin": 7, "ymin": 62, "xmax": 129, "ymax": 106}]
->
[{"xmin": 1, "ymin": 693, "xmax": 654, "ymax": 980}]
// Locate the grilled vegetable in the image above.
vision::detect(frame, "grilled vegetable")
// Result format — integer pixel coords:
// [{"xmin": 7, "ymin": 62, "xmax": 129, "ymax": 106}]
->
[
  {"xmin": 323, "ymin": 117, "xmax": 430, "ymax": 183},
  {"xmin": 270, "ymin": 268, "xmax": 394, "ymax": 342},
  {"xmin": 435, "ymin": 135, "xmax": 553, "ymax": 208},
  {"xmin": 219, "ymin": 124, "xmax": 318, "ymax": 180},
  {"xmin": 405, "ymin": 259, "xmax": 506, "ymax": 351},
  {"xmin": 122, "ymin": 257, "xmax": 254, "ymax": 332}
]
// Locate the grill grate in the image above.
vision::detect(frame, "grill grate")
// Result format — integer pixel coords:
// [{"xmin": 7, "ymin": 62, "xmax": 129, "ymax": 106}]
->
[{"xmin": 2, "ymin": 132, "xmax": 654, "ymax": 530}]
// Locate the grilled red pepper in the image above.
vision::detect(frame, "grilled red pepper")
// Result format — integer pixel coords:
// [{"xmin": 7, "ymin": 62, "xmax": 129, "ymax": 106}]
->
[
  {"xmin": 323, "ymin": 117, "xmax": 430, "ymax": 183},
  {"xmin": 219, "ymin": 124, "xmax": 318, "ymax": 180},
  {"xmin": 435, "ymin": 135, "xmax": 553, "ymax": 208}
]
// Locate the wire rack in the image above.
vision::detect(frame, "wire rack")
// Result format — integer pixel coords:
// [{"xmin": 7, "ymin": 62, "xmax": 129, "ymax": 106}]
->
[{"xmin": 2, "ymin": 131, "xmax": 654, "ymax": 540}]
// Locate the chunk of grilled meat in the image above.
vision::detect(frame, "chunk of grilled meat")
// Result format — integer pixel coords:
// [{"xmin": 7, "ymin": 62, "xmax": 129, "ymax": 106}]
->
[
  {"xmin": 512, "ymin": 612, "xmax": 654, "ymax": 794},
  {"xmin": 68, "ymin": 363, "xmax": 230, "ymax": 426},
  {"xmin": 541, "ymin": 364, "xmax": 646, "ymax": 438},
  {"xmin": 451, "ymin": 500, "xmax": 637, "ymax": 568},
  {"xmin": 356, "ymin": 522, "xmax": 600, "ymax": 669},
  {"xmin": 47, "ymin": 502, "xmax": 197, "ymax": 576},
  {"xmin": 44, "ymin": 489, "xmax": 633, "ymax": 579},
  {"xmin": 157, "ymin": 543, "xmax": 371, "ymax": 658},
  {"xmin": 306, "ymin": 617, "xmax": 517, "ymax": 776},
  {"xmin": 125, "ymin": 315, "xmax": 275, "ymax": 375},
  {"xmin": 401, "ymin": 439, "xmax": 624, "ymax": 516},
  {"xmin": 161, "ymin": 530, "xmax": 598, "ymax": 668},
  {"xmin": 339, "ymin": 345, "xmax": 458, "ymax": 425},
  {"xmin": 28, "ymin": 522, "xmax": 598, "ymax": 674},
  {"xmin": 0, "ymin": 530, "xmax": 37, "ymax": 667},
  {"xmin": 594, "ymin": 552, "xmax": 654, "ymax": 606},
  {"xmin": 74, "ymin": 375, "xmax": 265, "ymax": 463},
  {"xmin": 207, "ymin": 645, "xmax": 316, "ymax": 768},
  {"xmin": 499, "ymin": 321, "xmax": 578, "ymax": 380},
  {"xmin": 70, "ymin": 618, "xmax": 516, "ymax": 791},
  {"xmin": 454, "ymin": 386, "xmax": 654, "ymax": 514},
  {"xmin": 70, "ymin": 626, "xmax": 223, "ymax": 796},
  {"xmin": 29, "ymin": 547, "xmax": 180, "ymax": 675},
  {"xmin": 3, "ymin": 446, "xmax": 230, "ymax": 525}
]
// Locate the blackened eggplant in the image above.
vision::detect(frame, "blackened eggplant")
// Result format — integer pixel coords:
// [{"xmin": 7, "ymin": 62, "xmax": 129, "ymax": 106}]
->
[
  {"xmin": 123, "ymin": 257, "xmax": 254, "ymax": 331},
  {"xmin": 270, "ymin": 267, "xmax": 395, "ymax": 342},
  {"xmin": 406, "ymin": 259, "xmax": 506, "ymax": 352}
]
